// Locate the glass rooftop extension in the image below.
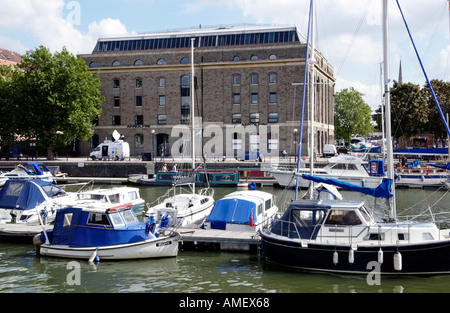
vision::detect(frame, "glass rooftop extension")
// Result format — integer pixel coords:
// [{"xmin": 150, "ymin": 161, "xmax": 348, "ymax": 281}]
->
[{"xmin": 92, "ymin": 25, "xmax": 303, "ymax": 53}]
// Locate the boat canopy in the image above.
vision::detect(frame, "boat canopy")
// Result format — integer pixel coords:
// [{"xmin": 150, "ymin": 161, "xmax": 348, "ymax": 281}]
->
[
  {"xmin": 205, "ymin": 198, "xmax": 257, "ymax": 230},
  {"xmin": 429, "ymin": 163, "xmax": 450, "ymax": 171},
  {"xmin": 302, "ymin": 174, "xmax": 393, "ymax": 198},
  {"xmin": 49, "ymin": 207, "xmax": 83, "ymax": 245},
  {"xmin": 19, "ymin": 162, "xmax": 51, "ymax": 176},
  {"xmin": 0, "ymin": 179, "xmax": 63, "ymax": 211}
]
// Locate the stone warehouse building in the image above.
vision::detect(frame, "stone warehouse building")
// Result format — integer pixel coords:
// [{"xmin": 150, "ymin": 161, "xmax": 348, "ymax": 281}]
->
[{"xmin": 80, "ymin": 25, "xmax": 335, "ymax": 160}]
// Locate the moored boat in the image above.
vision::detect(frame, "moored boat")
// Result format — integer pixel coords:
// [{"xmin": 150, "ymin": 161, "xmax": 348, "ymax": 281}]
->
[
  {"xmin": 203, "ymin": 188, "xmax": 278, "ymax": 232},
  {"xmin": 34, "ymin": 202, "xmax": 179, "ymax": 260},
  {"xmin": 0, "ymin": 162, "xmax": 55, "ymax": 187}
]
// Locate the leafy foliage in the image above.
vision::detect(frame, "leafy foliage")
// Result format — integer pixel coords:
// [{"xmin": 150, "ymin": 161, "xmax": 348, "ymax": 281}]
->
[
  {"xmin": 334, "ymin": 87, "xmax": 373, "ymax": 146},
  {"xmin": 0, "ymin": 46, "xmax": 103, "ymax": 159}
]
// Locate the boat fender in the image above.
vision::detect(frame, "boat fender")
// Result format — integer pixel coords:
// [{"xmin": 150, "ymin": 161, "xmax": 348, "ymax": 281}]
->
[
  {"xmin": 378, "ymin": 248, "xmax": 384, "ymax": 264},
  {"xmin": 348, "ymin": 248, "xmax": 354, "ymax": 264},
  {"xmin": 89, "ymin": 248, "xmax": 99, "ymax": 263},
  {"xmin": 333, "ymin": 251, "xmax": 338, "ymax": 265},
  {"xmin": 33, "ymin": 234, "xmax": 42, "ymax": 255},
  {"xmin": 393, "ymin": 251, "xmax": 402, "ymax": 271},
  {"xmin": 40, "ymin": 209, "xmax": 48, "ymax": 225}
]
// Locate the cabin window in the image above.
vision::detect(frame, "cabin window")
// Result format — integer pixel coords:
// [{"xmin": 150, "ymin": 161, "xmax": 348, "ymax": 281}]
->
[
  {"xmin": 324, "ymin": 210, "xmax": 362, "ymax": 226},
  {"xmin": 128, "ymin": 191, "xmax": 138, "ymax": 200},
  {"xmin": 108, "ymin": 194, "xmax": 120, "ymax": 204},
  {"xmin": 257, "ymin": 204, "xmax": 262, "ymax": 215},
  {"xmin": 398, "ymin": 233, "xmax": 409, "ymax": 240},
  {"xmin": 63, "ymin": 213, "xmax": 73, "ymax": 228},
  {"xmin": 122, "ymin": 210, "xmax": 137, "ymax": 224},
  {"xmin": 109, "ymin": 212, "xmax": 124, "ymax": 226},
  {"xmin": 87, "ymin": 213, "xmax": 111, "ymax": 226},
  {"xmin": 265, "ymin": 199, "xmax": 271, "ymax": 211}
]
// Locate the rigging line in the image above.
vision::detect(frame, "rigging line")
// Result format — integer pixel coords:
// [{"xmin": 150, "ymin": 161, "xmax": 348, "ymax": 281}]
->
[
  {"xmin": 336, "ymin": 0, "xmax": 374, "ymax": 77},
  {"xmin": 396, "ymin": 0, "xmax": 450, "ymax": 137}
]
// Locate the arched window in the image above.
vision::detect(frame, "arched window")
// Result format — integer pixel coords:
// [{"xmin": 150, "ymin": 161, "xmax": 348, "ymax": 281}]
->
[
  {"xmin": 232, "ymin": 56, "xmax": 240, "ymax": 62},
  {"xmin": 250, "ymin": 55, "xmax": 258, "ymax": 61},
  {"xmin": 112, "ymin": 60, "xmax": 121, "ymax": 67},
  {"xmin": 250, "ymin": 74, "xmax": 259, "ymax": 85},
  {"xmin": 232, "ymin": 74, "xmax": 241, "ymax": 85},
  {"xmin": 89, "ymin": 61, "xmax": 98, "ymax": 68},
  {"xmin": 180, "ymin": 57, "xmax": 189, "ymax": 64},
  {"xmin": 269, "ymin": 54, "xmax": 277, "ymax": 60},
  {"xmin": 136, "ymin": 78, "xmax": 142, "ymax": 88},
  {"xmin": 157, "ymin": 58, "xmax": 167, "ymax": 65},
  {"xmin": 269, "ymin": 73, "xmax": 277, "ymax": 83},
  {"xmin": 134, "ymin": 59, "xmax": 144, "ymax": 66}
]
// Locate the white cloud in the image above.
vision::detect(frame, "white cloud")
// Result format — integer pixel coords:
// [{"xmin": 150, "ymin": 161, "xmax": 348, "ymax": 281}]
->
[{"xmin": 0, "ymin": 0, "xmax": 133, "ymax": 54}]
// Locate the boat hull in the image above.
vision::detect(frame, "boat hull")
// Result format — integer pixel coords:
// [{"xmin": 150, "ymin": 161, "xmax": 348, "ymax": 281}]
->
[
  {"xmin": 271, "ymin": 170, "xmax": 383, "ymax": 189},
  {"xmin": 260, "ymin": 232, "xmax": 450, "ymax": 275},
  {"xmin": 38, "ymin": 233, "xmax": 180, "ymax": 260}
]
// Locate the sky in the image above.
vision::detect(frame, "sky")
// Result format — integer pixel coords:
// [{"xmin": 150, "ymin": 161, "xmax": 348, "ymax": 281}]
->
[{"xmin": 1, "ymin": 0, "xmax": 449, "ymax": 112}]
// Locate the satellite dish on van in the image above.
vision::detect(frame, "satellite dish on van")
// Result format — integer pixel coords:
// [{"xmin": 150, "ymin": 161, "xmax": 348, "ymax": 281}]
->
[{"xmin": 112, "ymin": 130, "xmax": 121, "ymax": 141}]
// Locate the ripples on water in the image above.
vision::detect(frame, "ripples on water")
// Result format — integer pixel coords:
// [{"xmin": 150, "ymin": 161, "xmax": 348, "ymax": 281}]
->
[{"xmin": 1, "ymin": 186, "xmax": 450, "ymax": 293}]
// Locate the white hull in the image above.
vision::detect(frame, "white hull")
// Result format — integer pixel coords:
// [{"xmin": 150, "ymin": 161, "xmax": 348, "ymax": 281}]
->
[
  {"xmin": 38, "ymin": 233, "xmax": 179, "ymax": 260},
  {"xmin": 271, "ymin": 169, "xmax": 383, "ymax": 189}
]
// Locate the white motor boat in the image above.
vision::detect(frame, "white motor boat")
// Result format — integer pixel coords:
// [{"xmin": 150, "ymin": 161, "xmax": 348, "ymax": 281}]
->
[
  {"xmin": 0, "ymin": 162, "xmax": 55, "ymax": 187},
  {"xmin": 203, "ymin": 189, "xmax": 278, "ymax": 232},
  {"xmin": 271, "ymin": 154, "xmax": 386, "ymax": 189}
]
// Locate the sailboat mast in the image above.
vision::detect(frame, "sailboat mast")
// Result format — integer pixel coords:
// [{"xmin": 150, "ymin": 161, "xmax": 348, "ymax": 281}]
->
[
  {"xmin": 383, "ymin": 0, "xmax": 396, "ymax": 220},
  {"xmin": 308, "ymin": 0, "xmax": 316, "ymax": 198},
  {"xmin": 191, "ymin": 38, "xmax": 196, "ymax": 194}
]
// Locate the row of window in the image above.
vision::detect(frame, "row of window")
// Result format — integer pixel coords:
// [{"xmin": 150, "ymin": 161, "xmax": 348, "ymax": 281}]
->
[
  {"xmin": 92, "ymin": 30, "xmax": 299, "ymax": 53},
  {"xmin": 112, "ymin": 73, "xmax": 276, "ymax": 90},
  {"xmin": 90, "ymin": 54, "xmax": 278, "ymax": 68},
  {"xmin": 111, "ymin": 112, "xmax": 278, "ymax": 126}
]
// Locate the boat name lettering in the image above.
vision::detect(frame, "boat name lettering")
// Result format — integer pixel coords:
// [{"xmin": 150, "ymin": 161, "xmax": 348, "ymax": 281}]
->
[
  {"xmin": 328, "ymin": 228, "xmax": 344, "ymax": 232},
  {"xmin": 156, "ymin": 241, "xmax": 172, "ymax": 247}
]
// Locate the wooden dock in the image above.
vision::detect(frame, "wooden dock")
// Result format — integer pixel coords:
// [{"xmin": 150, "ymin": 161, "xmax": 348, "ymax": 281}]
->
[{"xmin": 177, "ymin": 227, "xmax": 261, "ymax": 252}]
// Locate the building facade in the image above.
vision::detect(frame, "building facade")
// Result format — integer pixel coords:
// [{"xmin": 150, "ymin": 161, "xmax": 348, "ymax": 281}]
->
[{"xmin": 80, "ymin": 25, "xmax": 335, "ymax": 160}]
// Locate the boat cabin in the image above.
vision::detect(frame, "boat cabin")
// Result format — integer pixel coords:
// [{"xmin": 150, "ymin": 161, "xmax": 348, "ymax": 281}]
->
[
  {"xmin": 43, "ymin": 203, "xmax": 152, "ymax": 247},
  {"xmin": 76, "ymin": 187, "xmax": 144, "ymax": 213},
  {"xmin": 270, "ymin": 199, "xmax": 443, "ymax": 246}
]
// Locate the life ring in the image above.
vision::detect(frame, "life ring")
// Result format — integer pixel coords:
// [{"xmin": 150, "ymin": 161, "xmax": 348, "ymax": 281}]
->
[{"xmin": 301, "ymin": 155, "xmax": 306, "ymax": 161}]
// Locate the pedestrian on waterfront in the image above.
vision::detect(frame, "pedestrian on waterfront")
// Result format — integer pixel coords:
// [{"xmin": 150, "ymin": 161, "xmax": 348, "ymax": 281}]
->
[
  {"xmin": 161, "ymin": 163, "xmax": 168, "ymax": 171},
  {"xmin": 281, "ymin": 149, "xmax": 287, "ymax": 158},
  {"xmin": 172, "ymin": 164, "xmax": 177, "ymax": 172},
  {"xmin": 401, "ymin": 154, "xmax": 407, "ymax": 167}
]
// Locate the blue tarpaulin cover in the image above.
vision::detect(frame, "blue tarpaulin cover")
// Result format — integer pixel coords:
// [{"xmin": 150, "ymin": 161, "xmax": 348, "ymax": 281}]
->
[
  {"xmin": 302, "ymin": 174, "xmax": 393, "ymax": 198},
  {"xmin": 50, "ymin": 207, "xmax": 83, "ymax": 245},
  {"xmin": 429, "ymin": 163, "xmax": 450, "ymax": 170},
  {"xmin": 205, "ymin": 198, "xmax": 257, "ymax": 230},
  {"xmin": 0, "ymin": 179, "xmax": 62, "ymax": 210}
]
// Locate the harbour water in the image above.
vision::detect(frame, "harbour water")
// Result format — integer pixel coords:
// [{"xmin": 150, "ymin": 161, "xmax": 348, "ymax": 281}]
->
[{"xmin": 1, "ymin": 185, "xmax": 450, "ymax": 293}]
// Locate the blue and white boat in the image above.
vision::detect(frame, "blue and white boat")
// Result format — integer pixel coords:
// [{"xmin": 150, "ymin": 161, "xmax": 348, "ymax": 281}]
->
[
  {"xmin": 0, "ymin": 179, "xmax": 75, "ymax": 224},
  {"xmin": 34, "ymin": 202, "xmax": 180, "ymax": 260},
  {"xmin": 0, "ymin": 162, "xmax": 55, "ymax": 187},
  {"xmin": 203, "ymin": 187, "xmax": 278, "ymax": 232}
]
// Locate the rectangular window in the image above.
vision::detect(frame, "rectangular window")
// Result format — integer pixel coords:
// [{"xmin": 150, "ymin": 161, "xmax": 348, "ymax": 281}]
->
[
  {"xmin": 251, "ymin": 93, "xmax": 258, "ymax": 104},
  {"xmin": 233, "ymin": 93, "xmax": 240, "ymax": 105},
  {"xmin": 268, "ymin": 112, "xmax": 278, "ymax": 123},
  {"xmin": 112, "ymin": 115, "xmax": 121, "ymax": 125},
  {"xmin": 114, "ymin": 97, "xmax": 120, "ymax": 107},
  {"xmin": 136, "ymin": 96, "xmax": 142, "ymax": 107},
  {"xmin": 158, "ymin": 115, "xmax": 167, "ymax": 125},
  {"xmin": 113, "ymin": 79, "xmax": 120, "ymax": 88},
  {"xmin": 158, "ymin": 77, "xmax": 166, "ymax": 88},
  {"xmin": 159, "ymin": 95, "xmax": 166, "ymax": 106},
  {"xmin": 135, "ymin": 115, "xmax": 143, "ymax": 125},
  {"xmin": 232, "ymin": 113, "xmax": 242, "ymax": 124},
  {"xmin": 181, "ymin": 114, "xmax": 190, "ymax": 124},
  {"xmin": 269, "ymin": 92, "xmax": 277, "ymax": 104},
  {"xmin": 250, "ymin": 113, "xmax": 260, "ymax": 124}
]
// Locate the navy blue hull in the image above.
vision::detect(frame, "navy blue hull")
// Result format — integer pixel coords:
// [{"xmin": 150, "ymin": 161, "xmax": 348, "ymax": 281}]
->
[{"xmin": 260, "ymin": 233, "xmax": 450, "ymax": 275}]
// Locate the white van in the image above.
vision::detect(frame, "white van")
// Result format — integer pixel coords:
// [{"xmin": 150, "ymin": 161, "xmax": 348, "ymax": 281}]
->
[
  {"xmin": 90, "ymin": 139, "xmax": 130, "ymax": 160},
  {"xmin": 323, "ymin": 144, "xmax": 337, "ymax": 157}
]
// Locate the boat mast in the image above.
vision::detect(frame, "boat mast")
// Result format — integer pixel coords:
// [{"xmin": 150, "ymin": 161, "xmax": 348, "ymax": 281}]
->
[
  {"xmin": 383, "ymin": 0, "xmax": 396, "ymax": 220},
  {"xmin": 191, "ymin": 38, "xmax": 196, "ymax": 194},
  {"xmin": 308, "ymin": 0, "xmax": 316, "ymax": 198}
]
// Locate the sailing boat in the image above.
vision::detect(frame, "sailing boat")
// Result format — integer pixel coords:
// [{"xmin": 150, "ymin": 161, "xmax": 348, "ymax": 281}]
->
[
  {"xmin": 260, "ymin": 0, "xmax": 450, "ymax": 275},
  {"xmin": 145, "ymin": 38, "xmax": 215, "ymax": 227}
]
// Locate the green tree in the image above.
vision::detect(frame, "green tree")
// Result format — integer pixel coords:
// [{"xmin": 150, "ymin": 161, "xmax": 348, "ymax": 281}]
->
[
  {"xmin": 334, "ymin": 87, "xmax": 373, "ymax": 146},
  {"xmin": 1, "ymin": 46, "xmax": 103, "ymax": 159},
  {"xmin": 422, "ymin": 80, "xmax": 450, "ymax": 144},
  {"xmin": 390, "ymin": 81, "xmax": 428, "ymax": 146}
]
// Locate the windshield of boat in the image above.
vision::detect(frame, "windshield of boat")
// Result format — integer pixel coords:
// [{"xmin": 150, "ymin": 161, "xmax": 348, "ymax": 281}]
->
[
  {"xmin": 108, "ymin": 209, "xmax": 138, "ymax": 227},
  {"xmin": 77, "ymin": 194, "xmax": 107, "ymax": 202}
]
